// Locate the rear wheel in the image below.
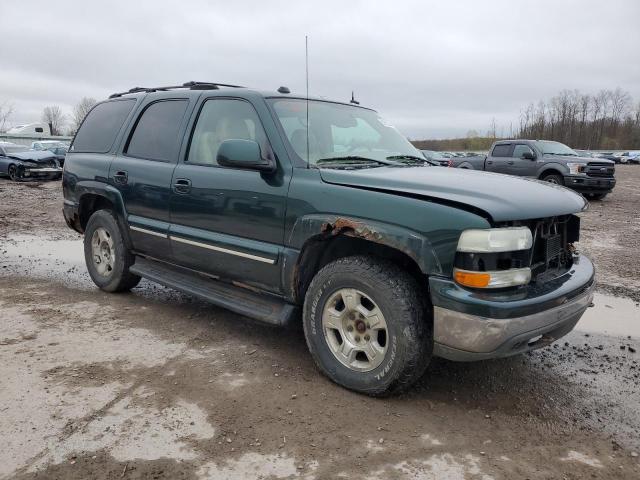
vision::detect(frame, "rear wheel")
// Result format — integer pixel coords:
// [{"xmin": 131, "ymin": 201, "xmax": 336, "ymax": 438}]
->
[
  {"xmin": 84, "ymin": 210, "xmax": 141, "ymax": 292},
  {"xmin": 542, "ymin": 173, "xmax": 564, "ymax": 185},
  {"xmin": 303, "ymin": 255, "xmax": 432, "ymax": 396}
]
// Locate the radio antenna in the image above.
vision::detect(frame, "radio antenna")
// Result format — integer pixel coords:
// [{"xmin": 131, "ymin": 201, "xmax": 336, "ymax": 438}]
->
[{"xmin": 305, "ymin": 35, "xmax": 310, "ymax": 168}]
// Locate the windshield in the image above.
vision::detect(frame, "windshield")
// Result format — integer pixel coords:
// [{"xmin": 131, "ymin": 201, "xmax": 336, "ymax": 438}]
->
[
  {"xmin": 536, "ymin": 141, "xmax": 578, "ymax": 156},
  {"xmin": 3, "ymin": 146, "xmax": 29, "ymax": 153},
  {"xmin": 269, "ymin": 99, "xmax": 422, "ymax": 166}
]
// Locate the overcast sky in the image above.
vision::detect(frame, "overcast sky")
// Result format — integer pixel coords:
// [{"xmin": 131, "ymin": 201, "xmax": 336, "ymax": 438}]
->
[{"xmin": 2, "ymin": 0, "xmax": 639, "ymax": 138}]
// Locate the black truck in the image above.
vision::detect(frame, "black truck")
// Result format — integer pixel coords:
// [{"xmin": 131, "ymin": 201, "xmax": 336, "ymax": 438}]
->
[{"xmin": 452, "ymin": 139, "xmax": 616, "ymax": 200}]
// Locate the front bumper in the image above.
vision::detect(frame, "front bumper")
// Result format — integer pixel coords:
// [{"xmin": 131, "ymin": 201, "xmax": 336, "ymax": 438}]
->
[
  {"xmin": 429, "ymin": 254, "xmax": 595, "ymax": 361},
  {"xmin": 23, "ymin": 166, "xmax": 62, "ymax": 178},
  {"xmin": 563, "ymin": 174, "xmax": 615, "ymax": 192}
]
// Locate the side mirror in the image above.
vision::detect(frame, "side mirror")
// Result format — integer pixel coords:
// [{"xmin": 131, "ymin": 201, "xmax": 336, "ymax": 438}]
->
[
  {"xmin": 217, "ymin": 139, "xmax": 276, "ymax": 173},
  {"xmin": 522, "ymin": 151, "xmax": 536, "ymax": 160}
]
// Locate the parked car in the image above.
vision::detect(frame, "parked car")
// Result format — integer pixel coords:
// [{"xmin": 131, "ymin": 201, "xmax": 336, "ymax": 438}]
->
[
  {"xmin": 420, "ymin": 150, "xmax": 452, "ymax": 167},
  {"xmin": 31, "ymin": 140, "xmax": 68, "ymax": 151},
  {"xmin": 452, "ymin": 139, "xmax": 615, "ymax": 200},
  {"xmin": 0, "ymin": 143, "xmax": 62, "ymax": 181},
  {"xmin": 593, "ymin": 152, "xmax": 623, "ymax": 163},
  {"xmin": 619, "ymin": 151, "xmax": 640, "ymax": 164},
  {"xmin": 63, "ymin": 82, "xmax": 595, "ymax": 395},
  {"xmin": 574, "ymin": 149, "xmax": 595, "ymax": 158},
  {"xmin": 31, "ymin": 141, "xmax": 69, "ymax": 167}
]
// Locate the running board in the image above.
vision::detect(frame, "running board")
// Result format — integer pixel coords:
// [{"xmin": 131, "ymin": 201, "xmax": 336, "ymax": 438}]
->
[{"xmin": 130, "ymin": 257, "xmax": 297, "ymax": 326}]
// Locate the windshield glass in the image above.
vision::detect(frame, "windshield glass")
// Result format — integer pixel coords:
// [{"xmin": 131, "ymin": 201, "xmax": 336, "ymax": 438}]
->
[
  {"xmin": 536, "ymin": 141, "xmax": 578, "ymax": 156},
  {"xmin": 269, "ymin": 99, "xmax": 422, "ymax": 166},
  {"xmin": 3, "ymin": 146, "xmax": 29, "ymax": 153}
]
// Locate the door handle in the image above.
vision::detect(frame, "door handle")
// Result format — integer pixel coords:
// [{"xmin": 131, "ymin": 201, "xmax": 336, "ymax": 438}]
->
[
  {"xmin": 507, "ymin": 160, "xmax": 514, "ymax": 165},
  {"xmin": 113, "ymin": 170, "xmax": 128, "ymax": 185},
  {"xmin": 486, "ymin": 160, "xmax": 493, "ymax": 165},
  {"xmin": 173, "ymin": 178, "xmax": 192, "ymax": 194}
]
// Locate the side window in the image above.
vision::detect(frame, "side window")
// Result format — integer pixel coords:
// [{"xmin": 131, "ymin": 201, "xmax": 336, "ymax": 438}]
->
[
  {"xmin": 126, "ymin": 100, "xmax": 188, "ymax": 162},
  {"xmin": 491, "ymin": 144, "xmax": 512, "ymax": 157},
  {"xmin": 35, "ymin": 127, "xmax": 44, "ymax": 133},
  {"xmin": 512, "ymin": 144, "xmax": 534, "ymax": 158},
  {"xmin": 187, "ymin": 99, "xmax": 269, "ymax": 166},
  {"xmin": 72, "ymin": 99, "xmax": 135, "ymax": 153}
]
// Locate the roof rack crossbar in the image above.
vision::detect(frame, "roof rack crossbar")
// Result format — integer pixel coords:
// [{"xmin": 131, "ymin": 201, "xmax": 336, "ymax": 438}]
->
[{"xmin": 108, "ymin": 81, "xmax": 245, "ymax": 99}]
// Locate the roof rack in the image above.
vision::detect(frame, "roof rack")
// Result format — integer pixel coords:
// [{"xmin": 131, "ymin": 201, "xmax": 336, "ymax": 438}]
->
[{"xmin": 108, "ymin": 81, "xmax": 245, "ymax": 99}]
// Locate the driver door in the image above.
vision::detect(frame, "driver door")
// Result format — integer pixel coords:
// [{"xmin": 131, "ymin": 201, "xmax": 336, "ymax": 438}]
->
[{"xmin": 169, "ymin": 97, "xmax": 290, "ymax": 294}]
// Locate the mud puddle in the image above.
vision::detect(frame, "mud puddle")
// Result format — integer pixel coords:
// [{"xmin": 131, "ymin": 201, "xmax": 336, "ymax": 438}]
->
[
  {"xmin": 1, "ymin": 234, "xmax": 86, "ymax": 286},
  {"xmin": 577, "ymin": 292, "xmax": 640, "ymax": 337}
]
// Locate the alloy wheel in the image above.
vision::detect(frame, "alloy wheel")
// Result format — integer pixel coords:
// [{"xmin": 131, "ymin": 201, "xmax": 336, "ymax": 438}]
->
[{"xmin": 322, "ymin": 288, "xmax": 388, "ymax": 372}]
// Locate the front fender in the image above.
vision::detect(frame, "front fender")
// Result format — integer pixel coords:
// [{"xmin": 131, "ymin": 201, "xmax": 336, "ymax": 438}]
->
[{"xmin": 287, "ymin": 214, "xmax": 443, "ymax": 275}]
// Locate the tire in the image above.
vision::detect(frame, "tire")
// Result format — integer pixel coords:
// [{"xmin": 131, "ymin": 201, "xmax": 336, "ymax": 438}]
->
[
  {"xmin": 542, "ymin": 173, "xmax": 564, "ymax": 185},
  {"xmin": 303, "ymin": 255, "xmax": 432, "ymax": 396},
  {"xmin": 587, "ymin": 192, "xmax": 607, "ymax": 200},
  {"xmin": 84, "ymin": 210, "xmax": 141, "ymax": 292},
  {"xmin": 8, "ymin": 164, "xmax": 22, "ymax": 182}
]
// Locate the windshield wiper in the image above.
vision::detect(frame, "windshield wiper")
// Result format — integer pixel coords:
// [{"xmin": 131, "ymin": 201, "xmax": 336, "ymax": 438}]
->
[
  {"xmin": 386, "ymin": 154, "xmax": 436, "ymax": 166},
  {"xmin": 315, "ymin": 156, "xmax": 399, "ymax": 168}
]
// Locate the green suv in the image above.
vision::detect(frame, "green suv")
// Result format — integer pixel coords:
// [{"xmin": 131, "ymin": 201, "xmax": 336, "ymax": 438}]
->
[{"xmin": 63, "ymin": 82, "xmax": 595, "ymax": 395}]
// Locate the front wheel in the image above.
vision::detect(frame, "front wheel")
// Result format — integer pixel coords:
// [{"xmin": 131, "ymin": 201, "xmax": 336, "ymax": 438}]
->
[
  {"xmin": 84, "ymin": 210, "xmax": 141, "ymax": 292},
  {"xmin": 542, "ymin": 173, "xmax": 564, "ymax": 185},
  {"xmin": 8, "ymin": 164, "xmax": 22, "ymax": 181},
  {"xmin": 303, "ymin": 256, "xmax": 432, "ymax": 396}
]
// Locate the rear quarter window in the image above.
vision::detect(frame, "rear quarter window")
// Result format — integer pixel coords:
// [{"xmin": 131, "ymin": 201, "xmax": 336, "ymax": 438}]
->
[
  {"xmin": 491, "ymin": 144, "xmax": 512, "ymax": 157},
  {"xmin": 71, "ymin": 99, "xmax": 136, "ymax": 153},
  {"xmin": 125, "ymin": 100, "xmax": 188, "ymax": 162}
]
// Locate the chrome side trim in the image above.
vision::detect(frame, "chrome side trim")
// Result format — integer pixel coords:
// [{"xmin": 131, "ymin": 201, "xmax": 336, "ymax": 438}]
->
[
  {"xmin": 130, "ymin": 226, "xmax": 168, "ymax": 238},
  {"xmin": 169, "ymin": 235, "xmax": 275, "ymax": 264}
]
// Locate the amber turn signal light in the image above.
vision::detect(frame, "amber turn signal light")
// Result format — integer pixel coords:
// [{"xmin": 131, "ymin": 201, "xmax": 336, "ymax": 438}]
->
[{"xmin": 454, "ymin": 270, "xmax": 491, "ymax": 288}]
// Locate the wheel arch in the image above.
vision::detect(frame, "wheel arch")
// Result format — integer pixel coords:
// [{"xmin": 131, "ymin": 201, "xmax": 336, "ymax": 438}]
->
[
  {"xmin": 75, "ymin": 182, "xmax": 133, "ymax": 248},
  {"xmin": 538, "ymin": 164, "xmax": 566, "ymax": 180},
  {"xmin": 283, "ymin": 215, "xmax": 441, "ymax": 304}
]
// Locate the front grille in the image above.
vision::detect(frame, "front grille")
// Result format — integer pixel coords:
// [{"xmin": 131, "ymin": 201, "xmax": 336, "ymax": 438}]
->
[
  {"xmin": 585, "ymin": 162, "xmax": 615, "ymax": 177},
  {"xmin": 528, "ymin": 216, "xmax": 578, "ymax": 281}
]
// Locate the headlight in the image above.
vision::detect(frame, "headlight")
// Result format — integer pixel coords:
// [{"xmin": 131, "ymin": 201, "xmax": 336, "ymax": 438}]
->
[
  {"xmin": 567, "ymin": 162, "xmax": 587, "ymax": 175},
  {"xmin": 455, "ymin": 227, "xmax": 533, "ymax": 289},
  {"xmin": 457, "ymin": 227, "xmax": 532, "ymax": 253}
]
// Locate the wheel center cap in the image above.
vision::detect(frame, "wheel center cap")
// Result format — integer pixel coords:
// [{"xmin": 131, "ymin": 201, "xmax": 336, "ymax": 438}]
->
[{"xmin": 355, "ymin": 320, "xmax": 366, "ymax": 333}]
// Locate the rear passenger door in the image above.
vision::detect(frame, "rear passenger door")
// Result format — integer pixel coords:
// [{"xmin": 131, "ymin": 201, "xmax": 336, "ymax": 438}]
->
[
  {"xmin": 485, "ymin": 143, "xmax": 513, "ymax": 173},
  {"xmin": 168, "ymin": 96, "xmax": 290, "ymax": 294},
  {"xmin": 110, "ymin": 95, "xmax": 192, "ymax": 256}
]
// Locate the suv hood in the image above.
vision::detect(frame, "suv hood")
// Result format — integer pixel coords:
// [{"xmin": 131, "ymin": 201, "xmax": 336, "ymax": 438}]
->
[
  {"xmin": 7, "ymin": 150, "xmax": 56, "ymax": 163},
  {"xmin": 319, "ymin": 166, "xmax": 587, "ymax": 222}
]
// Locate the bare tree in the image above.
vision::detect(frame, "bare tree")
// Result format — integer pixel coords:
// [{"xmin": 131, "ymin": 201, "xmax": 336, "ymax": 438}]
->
[
  {"xmin": 0, "ymin": 102, "xmax": 14, "ymax": 133},
  {"xmin": 71, "ymin": 97, "xmax": 97, "ymax": 133},
  {"xmin": 42, "ymin": 105, "xmax": 66, "ymax": 136}
]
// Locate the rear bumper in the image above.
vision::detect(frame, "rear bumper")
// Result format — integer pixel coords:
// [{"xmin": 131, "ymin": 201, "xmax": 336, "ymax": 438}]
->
[
  {"xmin": 563, "ymin": 174, "xmax": 615, "ymax": 192},
  {"xmin": 429, "ymin": 254, "xmax": 595, "ymax": 361}
]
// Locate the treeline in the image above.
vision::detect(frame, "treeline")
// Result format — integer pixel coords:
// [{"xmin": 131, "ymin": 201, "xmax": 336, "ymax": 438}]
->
[
  {"xmin": 412, "ymin": 137, "xmax": 496, "ymax": 152},
  {"xmin": 516, "ymin": 88, "xmax": 640, "ymax": 149},
  {"xmin": 412, "ymin": 88, "xmax": 640, "ymax": 151}
]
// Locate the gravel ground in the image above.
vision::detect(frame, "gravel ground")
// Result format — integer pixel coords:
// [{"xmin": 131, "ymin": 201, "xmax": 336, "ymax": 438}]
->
[{"xmin": 0, "ymin": 168, "xmax": 639, "ymax": 479}]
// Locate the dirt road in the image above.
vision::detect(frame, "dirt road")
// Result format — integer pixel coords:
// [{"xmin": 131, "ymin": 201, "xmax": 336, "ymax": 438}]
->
[{"xmin": 0, "ymin": 167, "xmax": 639, "ymax": 479}]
